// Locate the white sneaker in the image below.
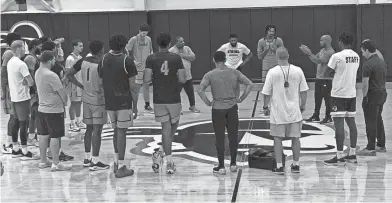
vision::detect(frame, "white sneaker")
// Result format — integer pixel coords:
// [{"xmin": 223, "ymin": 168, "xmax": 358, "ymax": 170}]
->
[
  {"xmin": 76, "ymin": 121, "xmax": 86, "ymax": 129},
  {"xmin": 51, "ymin": 163, "xmax": 72, "ymax": 172},
  {"xmin": 69, "ymin": 124, "xmax": 81, "ymax": 132}
]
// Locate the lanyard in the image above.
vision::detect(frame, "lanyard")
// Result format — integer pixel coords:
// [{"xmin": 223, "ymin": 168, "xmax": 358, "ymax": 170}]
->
[{"xmin": 279, "ymin": 65, "xmax": 290, "ymax": 88}]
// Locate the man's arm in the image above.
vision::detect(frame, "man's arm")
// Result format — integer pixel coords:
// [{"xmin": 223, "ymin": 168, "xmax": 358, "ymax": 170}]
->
[
  {"xmin": 299, "ymin": 69, "xmax": 309, "ymax": 112},
  {"xmin": 64, "ymin": 59, "xmax": 83, "ymax": 89},
  {"xmin": 261, "ymin": 71, "xmax": 273, "ymax": 114},
  {"xmin": 300, "ymin": 91, "xmax": 307, "ymax": 112},
  {"xmin": 1, "ymin": 67, "xmax": 8, "ymax": 98},
  {"xmin": 362, "ymin": 63, "xmax": 371, "ymax": 97},
  {"xmin": 326, "ymin": 54, "xmax": 337, "ymax": 77},
  {"xmin": 197, "ymin": 74, "xmax": 212, "ymax": 107},
  {"xmin": 20, "ymin": 64, "xmax": 34, "ymax": 87},
  {"xmin": 241, "ymin": 52, "xmax": 253, "ymax": 66},
  {"xmin": 237, "ymin": 71, "xmax": 254, "ymax": 102},
  {"xmin": 125, "ymin": 56, "xmax": 139, "ymax": 92},
  {"xmin": 257, "ymin": 39, "xmax": 269, "ymax": 60},
  {"xmin": 177, "ymin": 58, "xmax": 187, "ymax": 83},
  {"xmin": 49, "ymin": 74, "xmax": 68, "ymax": 106},
  {"xmin": 24, "ymin": 55, "xmax": 36, "ymax": 72},
  {"xmin": 144, "ymin": 68, "xmax": 152, "ymax": 84},
  {"xmin": 179, "ymin": 47, "xmax": 196, "ymax": 62},
  {"xmin": 126, "ymin": 37, "xmax": 136, "ymax": 60}
]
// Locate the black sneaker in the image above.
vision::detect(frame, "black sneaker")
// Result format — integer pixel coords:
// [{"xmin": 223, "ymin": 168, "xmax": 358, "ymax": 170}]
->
[
  {"xmin": 272, "ymin": 167, "xmax": 284, "ymax": 175},
  {"xmin": 305, "ymin": 115, "xmax": 320, "ymax": 122},
  {"xmin": 230, "ymin": 163, "xmax": 238, "ymax": 172},
  {"xmin": 343, "ymin": 155, "xmax": 357, "ymax": 163},
  {"xmin": 89, "ymin": 161, "xmax": 110, "ymax": 171},
  {"xmin": 213, "ymin": 165, "xmax": 226, "ymax": 175},
  {"xmin": 115, "ymin": 165, "xmax": 134, "ymax": 178},
  {"xmin": 324, "ymin": 156, "xmax": 346, "ymax": 166},
  {"xmin": 290, "ymin": 164, "xmax": 300, "ymax": 173},
  {"xmin": 83, "ymin": 159, "xmax": 93, "ymax": 167},
  {"xmin": 2, "ymin": 144, "xmax": 13, "ymax": 154},
  {"xmin": 145, "ymin": 105, "xmax": 153, "ymax": 111},
  {"xmin": 12, "ymin": 149, "xmax": 23, "ymax": 158},
  {"xmin": 320, "ymin": 117, "xmax": 333, "ymax": 124},
  {"xmin": 20, "ymin": 151, "xmax": 39, "ymax": 161},
  {"xmin": 59, "ymin": 152, "xmax": 74, "ymax": 161}
]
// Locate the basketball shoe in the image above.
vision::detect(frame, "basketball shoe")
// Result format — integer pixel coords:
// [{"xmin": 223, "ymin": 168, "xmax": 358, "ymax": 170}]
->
[
  {"xmin": 152, "ymin": 148, "xmax": 164, "ymax": 173},
  {"xmin": 166, "ymin": 161, "xmax": 176, "ymax": 174}
]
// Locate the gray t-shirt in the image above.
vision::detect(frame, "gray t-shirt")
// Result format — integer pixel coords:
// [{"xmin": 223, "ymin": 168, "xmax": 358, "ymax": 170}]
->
[
  {"xmin": 35, "ymin": 67, "xmax": 65, "ymax": 113},
  {"xmin": 200, "ymin": 67, "xmax": 252, "ymax": 109}
]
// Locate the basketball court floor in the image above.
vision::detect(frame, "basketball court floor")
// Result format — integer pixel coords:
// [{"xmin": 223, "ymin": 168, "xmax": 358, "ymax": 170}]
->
[{"xmin": 1, "ymin": 84, "xmax": 392, "ymax": 202}]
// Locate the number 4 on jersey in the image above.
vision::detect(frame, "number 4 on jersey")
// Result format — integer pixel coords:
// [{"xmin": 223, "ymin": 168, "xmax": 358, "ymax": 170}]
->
[{"xmin": 160, "ymin": 61, "xmax": 169, "ymax": 75}]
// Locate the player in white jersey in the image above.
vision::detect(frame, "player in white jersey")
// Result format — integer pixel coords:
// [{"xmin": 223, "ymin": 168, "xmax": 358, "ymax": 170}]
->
[
  {"xmin": 324, "ymin": 32, "xmax": 360, "ymax": 166},
  {"xmin": 65, "ymin": 40, "xmax": 110, "ymax": 171},
  {"xmin": 65, "ymin": 40, "xmax": 85, "ymax": 132},
  {"xmin": 217, "ymin": 33, "xmax": 253, "ymax": 71}
]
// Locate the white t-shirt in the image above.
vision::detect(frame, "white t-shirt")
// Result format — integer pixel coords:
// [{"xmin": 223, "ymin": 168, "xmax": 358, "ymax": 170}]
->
[
  {"xmin": 218, "ymin": 42, "xmax": 250, "ymax": 69},
  {"xmin": 261, "ymin": 64, "xmax": 309, "ymax": 124},
  {"xmin": 7, "ymin": 56, "xmax": 31, "ymax": 102},
  {"xmin": 65, "ymin": 53, "xmax": 83, "ymax": 84},
  {"xmin": 327, "ymin": 49, "xmax": 360, "ymax": 98}
]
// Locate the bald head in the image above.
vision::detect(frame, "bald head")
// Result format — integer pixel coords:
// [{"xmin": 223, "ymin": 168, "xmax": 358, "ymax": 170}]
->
[
  {"xmin": 320, "ymin": 35, "xmax": 332, "ymax": 48},
  {"xmin": 276, "ymin": 47, "xmax": 289, "ymax": 61}
]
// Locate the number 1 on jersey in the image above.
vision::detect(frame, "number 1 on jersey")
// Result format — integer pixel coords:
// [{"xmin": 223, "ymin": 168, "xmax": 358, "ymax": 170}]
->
[{"xmin": 160, "ymin": 61, "xmax": 169, "ymax": 75}]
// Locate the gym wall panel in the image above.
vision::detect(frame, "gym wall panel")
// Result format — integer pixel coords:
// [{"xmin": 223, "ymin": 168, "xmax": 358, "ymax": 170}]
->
[
  {"xmin": 383, "ymin": 4, "xmax": 392, "ymax": 79},
  {"xmin": 5, "ymin": 14, "xmax": 29, "ymax": 38},
  {"xmin": 313, "ymin": 7, "xmax": 336, "ymax": 50},
  {"xmin": 189, "ymin": 10, "xmax": 211, "ymax": 80},
  {"xmin": 1, "ymin": 18, "xmax": 8, "ymax": 31},
  {"xmin": 361, "ymin": 4, "xmax": 384, "ymax": 51},
  {"xmin": 230, "ymin": 10, "xmax": 254, "ymax": 77},
  {"xmin": 209, "ymin": 10, "xmax": 231, "ymax": 54},
  {"xmin": 271, "ymin": 7, "xmax": 293, "ymax": 61},
  {"xmin": 129, "ymin": 11, "xmax": 148, "ymax": 38},
  {"xmin": 292, "ymin": 7, "xmax": 314, "ymax": 78},
  {"xmin": 108, "ymin": 12, "xmax": 130, "ymax": 38},
  {"xmin": 26, "ymin": 14, "xmax": 54, "ymax": 39},
  {"xmin": 168, "ymin": 11, "xmax": 190, "ymax": 46},
  {"xmin": 335, "ymin": 5, "xmax": 357, "ymax": 48},
  {"xmin": 149, "ymin": 11, "xmax": 170, "ymax": 52},
  {"xmin": 250, "ymin": 8, "xmax": 271, "ymax": 81},
  {"xmin": 88, "ymin": 13, "xmax": 110, "ymax": 52},
  {"xmin": 49, "ymin": 14, "xmax": 70, "ymax": 55},
  {"xmin": 67, "ymin": 14, "xmax": 90, "ymax": 56}
]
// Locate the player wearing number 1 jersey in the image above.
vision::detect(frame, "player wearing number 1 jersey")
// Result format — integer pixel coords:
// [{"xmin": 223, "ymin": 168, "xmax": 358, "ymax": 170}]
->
[{"xmin": 144, "ymin": 33, "xmax": 186, "ymax": 174}]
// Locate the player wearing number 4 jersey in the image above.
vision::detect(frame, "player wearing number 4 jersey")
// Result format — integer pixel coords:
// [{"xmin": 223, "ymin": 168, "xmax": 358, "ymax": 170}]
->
[{"xmin": 144, "ymin": 33, "xmax": 187, "ymax": 174}]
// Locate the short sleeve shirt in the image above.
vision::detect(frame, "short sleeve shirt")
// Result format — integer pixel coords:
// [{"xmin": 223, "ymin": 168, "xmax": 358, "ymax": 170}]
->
[
  {"xmin": 218, "ymin": 42, "xmax": 250, "ymax": 69},
  {"xmin": 7, "ymin": 56, "xmax": 31, "ymax": 102},
  {"xmin": 362, "ymin": 54, "xmax": 387, "ymax": 91},
  {"xmin": 35, "ymin": 67, "xmax": 65, "ymax": 113}
]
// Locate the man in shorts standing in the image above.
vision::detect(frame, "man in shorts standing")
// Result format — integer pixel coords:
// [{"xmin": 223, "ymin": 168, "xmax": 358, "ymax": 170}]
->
[
  {"xmin": 99, "ymin": 35, "xmax": 137, "ymax": 178},
  {"xmin": 324, "ymin": 32, "xmax": 360, "ymax": 166},
  {"xmin": 65, "ymin": 39, "xmax": 85, "ymax": 132},
  {"xmin": 126, "ymin": 23, "xmax": 154, "ymax": 118},
  {"xmin": 35, "ymin": 51, "xmax": 71, "ymax": 171},
  {"xmin": 144, "ymin": 33, "xmax": 186, "ymax": 174},
  {"xmin": 262, "ymin": 47, "xmax": 309, "ymax": 175},
  {"xmin": 65, "ymin": 40, "xmax": 110, "ymax": 170},
  {"xmin": 7, "ymin": 40, "xmax": 36, "ymax": 159},
  {"xmin": 198, "ymin": 51, "xmax": 253, "ymax": 175},
  {"xmin": 1, "ymin": 33, "xmax": 21, "ymax": 154}
]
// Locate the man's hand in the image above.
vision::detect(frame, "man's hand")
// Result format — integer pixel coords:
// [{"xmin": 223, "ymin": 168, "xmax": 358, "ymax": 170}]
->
[
  {"xmin": 300, "ymin": 105, "xmax": 306, "ymax": 113},
  {"xmin": 205, "ymin": 100, "xmax": 213, "ymax": 107},
  {"xmin": 270, "ymin": 43, "xmax": 277, "ymax": 51},
  {"xmin": 236, "ymin": 98, "xmax": 243, "ymax": 103},
  {"xmin": 299, "ymin": 44, "xmax": 312, "ymax": 55},
  {"xmin": 22, "ymin": 79, "xmax": 28, "ymax": 86},
  {"xmin": 135, "ymin": 61, "xmax": 143, "ymax": 69}
]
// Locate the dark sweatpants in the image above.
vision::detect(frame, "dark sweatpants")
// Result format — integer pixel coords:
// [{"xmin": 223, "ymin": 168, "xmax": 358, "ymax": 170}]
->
[
  {"xmin": 11, "ymin": 100, "xmax": 30, "ymax": 146},
  {"xmin": 180, "ymin": 79, "xmax": 196, "ymax": 107},
  {"xmin": 362, "ymin": 89, "xmax": 387, "ymax": 149},
  {"xmin": 212, "ymin": 104, "xmax": 239, "ymax": 166},
  {"xmin": 314, "ymin": 79, "xmax": 332, "ymax": 118}
]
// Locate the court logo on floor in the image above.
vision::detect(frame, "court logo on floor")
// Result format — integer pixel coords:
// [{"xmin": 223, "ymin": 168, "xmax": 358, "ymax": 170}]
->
[{"xmin": 101, "ymin": 118, "xmax": 337, "ymax": 165}]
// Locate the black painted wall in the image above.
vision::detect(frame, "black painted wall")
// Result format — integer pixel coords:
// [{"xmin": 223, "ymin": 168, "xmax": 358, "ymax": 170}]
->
[{"xmin": 1, "ymin": 4, "xmax": 391, "ymax": 81}]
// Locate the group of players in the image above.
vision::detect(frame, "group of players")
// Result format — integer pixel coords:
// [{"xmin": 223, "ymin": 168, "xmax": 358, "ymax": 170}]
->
[{"xmin": 0, "ymin": 21, "xmax": 388, "ymax": 178}]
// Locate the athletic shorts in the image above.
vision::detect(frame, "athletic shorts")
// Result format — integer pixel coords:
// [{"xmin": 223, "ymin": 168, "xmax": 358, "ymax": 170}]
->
[
  {"xmin": 12, "ymin": 100, "xmax": 31, "ymax": 121},
  {"xmin": 270, "ymin": 121, "xmax": 302, "ymax": 138},
  {"xmin": 154, "ymin": 103, "xmax": 181, "ymax": 124},
  {"xmin": 69, "ymin": 83, "xmax": 82, "ymax": 102},
  {"xmin": 37, "ymin": 111, "xmax": 65, "ymax": 138},
  {"xmin": 330, "ymin": 97, "xmax": 356, "ymax": 117},
  {"xmin": 2, "ymin": 89, "xmax": 13, "ymax": 115},
  {"xmin": 108, "ymin": 109, "xmax": 133, "ymax": 129},
  {"xmin": 83, "ymin": 102, "xmax": 107, "ymax": 125}
]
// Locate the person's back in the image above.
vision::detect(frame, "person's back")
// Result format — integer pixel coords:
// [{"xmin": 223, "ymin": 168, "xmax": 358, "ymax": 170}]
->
[
  {"xmin": 328, "ymin": 49, "xmax": 360, "ymax": 98},
  {"xmin": 204, "ymin": 67, "xmax": 242, "ymax": 110},
  {"xmin": 99, "ymin": 51, "xmax": 134, "ymax": 110},
  {"xmin": 35, "ymin": 67, "xmax": 64, "ymax": 113},
  {"xmin": 147, "ymin": 51, "xmax": 183, "ymax": 104},
  {"xmin": 265, "ymin": 64, "xmax": 308, "ymax": 124},
  {"xmin": 81, "ymin": 55, "xmax": 104, "ymax": 105}
]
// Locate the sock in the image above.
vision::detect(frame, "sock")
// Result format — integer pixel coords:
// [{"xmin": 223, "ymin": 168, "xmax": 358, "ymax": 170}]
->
[
  {"xmin": 118, "ymin": 160, "xmax": 125, "ymax": 168},
  {"xmin": 12, "ymin": 143, "xmax": 19, "ymax": 151},
  {"xmin": 22, "ymin": 147, "xmax": 28, "ymax": 155},
  {"xmin": 276, "ymin": 162, "xmax": 283, "ymax": 168},
  {"xmin": 145, "ymin": 102, "xmax": 150, "ymax": 107},
  {"xmin": 293, "ymin": 161, "xmax": 300, "ymax": 166},
  {"xmin": 85, "ymin": 152, "xmax": 91, "ymax": 160},
  {"xmin": 349, "ymin": 148, "xmax": 356, "ymax": 156},
  {"xmin": 59, "ymin": 148, "xmax": 63, "ymax": 155},
  {"xmin": 76, "ymin": 117, "xmax": 81, "ymax": 123},
  {"xmin": 336, "ymin": 151, "xmax": 343, "ymax": 159},
  {"xmin": 166, "ymin": 155, "xmax": 172, "ymax": 163},
  {"xmin": 70, "ymin": 120, "xmax": 75, "ymax": 125},
  {"xmin": 7, "ymin": 136, "xmax": 12, "ymax": 145},
  {"xmin": 159, "ymin": 146, "xmax": 164, "ymax": 152},
  {"xmin": 92, "ymin": 156, "xmax": 99, "ymax": 164},
  {"xmin": 28, "ymin": 133, "xmax": 35, "ymax": 140},
  {"xmin": 114, "ymin": 153, "xmax": 119, "ymax": 164}
]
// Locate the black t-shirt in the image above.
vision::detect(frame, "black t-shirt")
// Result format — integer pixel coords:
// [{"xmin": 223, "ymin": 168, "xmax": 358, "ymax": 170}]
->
[
  {"xmin": 362, "ymin": 54, "xmax": 387, "ymax": 91},
  {"xmin": 145, "ymin": 51, "xmax": 184, "ymax": 104},
  {"xmin": 98, "ymin": 51, "xmax": 137, "ymax": 111}
]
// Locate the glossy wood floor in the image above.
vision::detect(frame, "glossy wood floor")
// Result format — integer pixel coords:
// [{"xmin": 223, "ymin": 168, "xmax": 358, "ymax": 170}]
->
[{"xmin": 1, "ymin": 85, "xmax": 392, "ymax": 203}]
